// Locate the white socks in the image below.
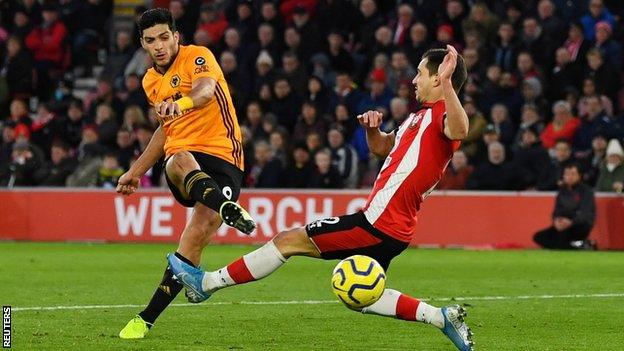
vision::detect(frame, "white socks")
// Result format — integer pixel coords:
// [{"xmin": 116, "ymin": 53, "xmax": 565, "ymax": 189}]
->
[{"xmin": 202, "ymin": 240, "xmax": 287, "ymax": 292}]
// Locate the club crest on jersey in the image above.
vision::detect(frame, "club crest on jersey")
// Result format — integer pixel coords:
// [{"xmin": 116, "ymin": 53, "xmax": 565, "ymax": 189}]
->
[
  {"xmin": 409, "ymin": 111, "xmax": 425, "ymax": 129},
  {"xmin": 170, "ymin": 74, "xmax": 181, "ymax": 88},
  {"xmin": 195, "ymin": 57, "xmax": 206, "ymax": 65}
]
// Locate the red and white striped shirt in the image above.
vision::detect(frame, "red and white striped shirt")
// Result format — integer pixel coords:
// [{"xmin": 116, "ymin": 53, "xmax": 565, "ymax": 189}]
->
[{"xmin": 363, "ymin": 100, "xmax": 460, "ymax": 242}]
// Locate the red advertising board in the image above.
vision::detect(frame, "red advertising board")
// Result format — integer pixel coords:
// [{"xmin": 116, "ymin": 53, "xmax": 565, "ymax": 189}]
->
[{"xmin": 0, "ymin": 189, "xmax": 622, "ymax": 249}]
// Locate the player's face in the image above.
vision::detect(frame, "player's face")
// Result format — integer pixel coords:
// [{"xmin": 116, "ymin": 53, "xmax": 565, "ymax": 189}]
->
[
  {"xmin": 413, "ymin": 58, "xmax": 437, "ymax": 103},
  {"xmin": 141, "ymin": 24, "xmax": 179, "ymax": 70}
]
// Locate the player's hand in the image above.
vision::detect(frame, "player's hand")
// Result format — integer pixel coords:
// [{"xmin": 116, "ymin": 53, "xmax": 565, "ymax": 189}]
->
[
  {"xmin": 155, "ymin": 100, "xmax": 182, "ymax": 118},
  {"xmin": 357, "ymin": 110, "xmax": 383, "ymax": 129},
  {"xmin": 438, "ymin": 44, "xmax": 457, "ymax": 83},
  {"xmin": 116, "ymin": 172, "xmax": 140, "ymax": 195}
]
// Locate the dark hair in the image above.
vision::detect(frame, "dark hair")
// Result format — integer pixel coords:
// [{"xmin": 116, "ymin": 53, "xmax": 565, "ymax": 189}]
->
[
  {"xmin": 564, "ymin": 162, "xmax": 582, "ymax": 175},
  {"xmin": 422, "ymin": 48, "xmax": 467, "ymax": 93},
  {"xmin": 138, "ymin": 8, "xmax": 176, "ymax": 37}
]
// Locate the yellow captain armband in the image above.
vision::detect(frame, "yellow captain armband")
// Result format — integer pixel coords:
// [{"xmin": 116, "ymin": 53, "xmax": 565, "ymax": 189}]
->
[{"xmin": 175, "ymin": 96, "xmax": 194, "ymax": 111}]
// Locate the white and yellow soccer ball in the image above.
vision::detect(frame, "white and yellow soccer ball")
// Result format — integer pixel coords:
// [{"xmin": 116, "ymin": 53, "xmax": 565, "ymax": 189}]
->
[{"xmin": 331, "ymin": 255, "xmax": 386, "ymax": 309}]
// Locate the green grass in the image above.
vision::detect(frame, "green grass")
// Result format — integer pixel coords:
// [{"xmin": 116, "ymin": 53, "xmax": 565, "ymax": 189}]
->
[{"xmin": 1, "ymin": 242, "xmax": 623, "ymax": 350}]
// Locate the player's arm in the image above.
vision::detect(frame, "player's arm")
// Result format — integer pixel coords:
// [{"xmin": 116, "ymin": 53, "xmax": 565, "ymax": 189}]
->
[
  {"xmin": 357, "ymin": 110, "xmax": 395, "ymax": 159},
  {"xmin": 156, "ymin": 77, "xmax": 216, "ymax": 117},
  {"xmin": 116, "ymin": 126, "xmax": 165, "ymax": 195},
  {"xmin": 440, "ymin": 45, "xmax": 469, "ymax": 140}
]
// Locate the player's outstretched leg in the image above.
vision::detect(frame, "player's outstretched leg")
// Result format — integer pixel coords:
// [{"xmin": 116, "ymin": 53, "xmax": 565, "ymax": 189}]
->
[
  {"xmin": 360, "ymin": 289, "xmax": 473, "ymax": 351},
  {"xmin": 167, "ymin": 227, "xmax": 319, "ymax": 303}
]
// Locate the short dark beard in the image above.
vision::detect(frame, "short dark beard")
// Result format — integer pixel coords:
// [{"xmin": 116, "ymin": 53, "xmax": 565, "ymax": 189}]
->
[{"xmin": 155, "ymin": 43, "xmax": 180, "ymax": 74}]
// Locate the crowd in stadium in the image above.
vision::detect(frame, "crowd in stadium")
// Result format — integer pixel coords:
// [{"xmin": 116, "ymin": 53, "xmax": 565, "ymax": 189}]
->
[{"xmin": 0, "ymin": 0, "xmax": 623, "ymax": 192}]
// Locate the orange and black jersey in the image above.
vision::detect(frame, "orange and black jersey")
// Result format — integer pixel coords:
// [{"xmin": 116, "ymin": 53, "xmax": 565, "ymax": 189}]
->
[{"xmin": 142, "ymin": 45, "xmax": 243, "ymax": 170}]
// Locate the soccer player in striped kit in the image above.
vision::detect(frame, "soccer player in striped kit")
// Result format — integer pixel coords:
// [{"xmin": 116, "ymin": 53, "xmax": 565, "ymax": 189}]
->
[{"xmin": 169, "ymin": 45, "xmax": 474, "ymax": 350}]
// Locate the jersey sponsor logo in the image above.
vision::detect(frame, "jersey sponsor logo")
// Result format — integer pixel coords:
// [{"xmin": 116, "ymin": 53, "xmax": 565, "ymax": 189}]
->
[
  {"xmin": 194, "ymin": 65, "xmax": 210, "ymax": 75},
  {"xmin": 195, "ymin": 57, "xmax": 206, "ymax": 65},
  {"xmin": 170, "ymin": 74, "xmax": 181, "ymax": 88},
  {"xmin": 409, "ymin": 111, "xmax": 425, "ymax": 129}
]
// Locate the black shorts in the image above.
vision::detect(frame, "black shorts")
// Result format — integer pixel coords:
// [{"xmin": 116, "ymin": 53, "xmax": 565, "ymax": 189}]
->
[
  {"xmin": 165, "ymin": 152, "xmax": 243, "ymax": 207},
  {"xmin": 305, "ymin": 211, "xmax": 409, "ymax": 270}
]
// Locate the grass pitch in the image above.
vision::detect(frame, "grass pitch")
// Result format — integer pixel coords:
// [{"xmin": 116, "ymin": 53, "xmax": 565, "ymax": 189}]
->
[{"xmin": 1, "ymin": 242, "xmax": 623, "ymax": 350}]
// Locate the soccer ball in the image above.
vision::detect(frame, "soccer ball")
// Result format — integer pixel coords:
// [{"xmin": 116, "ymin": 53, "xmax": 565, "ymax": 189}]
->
[{"xmin": 331, "ymin": 255, "xmax": 386, "ymax": 309}]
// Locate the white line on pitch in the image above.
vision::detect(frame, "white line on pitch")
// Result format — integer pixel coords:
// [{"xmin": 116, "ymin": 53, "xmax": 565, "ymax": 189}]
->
[{"xmin": 11, "ymin": 292, "xmax": 624, "ymax": 312}]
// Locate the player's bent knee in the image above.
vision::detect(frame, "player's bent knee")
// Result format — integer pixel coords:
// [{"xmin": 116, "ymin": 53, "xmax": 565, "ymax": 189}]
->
[{"xmin": 272, "ymin": 228, "xmax": 319, "ymax": 258}]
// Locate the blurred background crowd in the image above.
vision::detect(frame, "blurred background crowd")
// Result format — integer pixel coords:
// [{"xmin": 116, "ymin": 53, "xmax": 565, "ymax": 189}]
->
[{"xmin": 0, "ymin": 0, "xmax": 623, "ymax": 192}]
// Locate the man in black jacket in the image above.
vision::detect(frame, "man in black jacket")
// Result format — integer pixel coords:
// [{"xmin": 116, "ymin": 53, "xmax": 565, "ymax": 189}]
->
[{"xmin": 533, "ymin": 163, "xmax": 596, "ymax": 250}]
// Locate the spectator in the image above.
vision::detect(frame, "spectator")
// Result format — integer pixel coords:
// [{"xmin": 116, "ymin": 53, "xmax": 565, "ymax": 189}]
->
[
  {"xmin": 291, "ymin": 5, "xmax": 321, "ymax": 62},
  {"xmin": 470, "ymin": 124, "xmax": 501, "ymax": 166},
  {"xmin": 460, "ymin": 99, "xmax": 487, "ymax": 159},
  {"xmin": 24, "ymin": 4, "xmax": 67, "ymax": 99},
  {"xmin": 94, "ymin": 103, "xmax": 119, "ymax": 150},
  {"xmin": 437, "ymin": 150, "xmax": 474, "ymax": 190},
  {"xmin": 66, "ymin": 125, "xmax": 105, "ymax": 187},
  {"xmin": 278, "ymin": 51, "xmax": 308, "ymax": 98},
  {"xmin": 58, "ymin": 99, "xmax": 86, "ymax": 148},
  {"xmin": 581, "ymin": 0, "xmax": 615, "ymax": 41},
  {"xmin": 386, "ymin": 51, "xmax": 416, "ymax": 94},
  {"xmin": 123, "ymin": 46, "xmax": 151, "ymax": 78},
  {"xmin": 283, "ymin": 26, "xmax": 309, "ymax": 63},
  {"xmin": 197, "ymin": 3, "xmax": 228, "ymax": 47},
  {"xmin": 536, "ymin": 0, "xmax": 566, "ymax": 45},
  {"xmin": 305, "ymin": 131, "xmax": 324, "ymax": 156},
  {"xmin": 548, "ymin": 47, "xmax": 582, "ymax": 102},
  {"xmin": 356, "ymin": 0, "xmax": 385, "ymax": 56},
  {"xmin": 327, "ymin": 125, "xmax": 359, "ymax": 189},
  {"xmin": 489, "ymin": 103, "xmax": 515, "ymax": 147},
  {"xmin": 579, "ymin": 133, "xmax": 608, "ymax": 186},
  {"xmin": 64, "ymin": 0, "xmax": 110, "ymax": 75},
  {"xmin": 293, "ymin": 101, "xmax": 326, "ymax": 144},
  {"xmin": 281, "ymin": 142, "xmax": 314, "ymax": 188},
  {"xmin": 10, "ymin": 10, "xmax": 34, "ymax": 41},
  {"xmin": 462, "ymin": 2, "xmax": 499, "ymax": 43},
  {"xmin": 539, "ymin": 139, "xmax": 577, "ymax": 190},
  {"xmin": 405, "ymin": 22, "xmax": 429, "ymax": 68},
  {"xmin": 1, "ymin": 36, "xmax": 34, "ymax": 99},
  {"xmin": 270, "ymin": 77, "xmax": 300, "ymax": 133},
  {"xmin": 6, "ymin": 137, "xmax": 46, "ymax": 186},
  {"xmin": 221, "ymin": 50, "xmax": 250, "ymax": 113},
  {"xmin": 513, "ymin": 125, "xmax": 551, "ymax": 189},
  {"xmin": 563, "ymin": 22, "xmax": 590, "ymax": 68},
  {"xmin": 595, "ymin": 139, "xmax": 624, "ymax": 192},
  {"xmin": 7, "ymin": 98, "xmax": 32, "ymax": 128},
  {"xmin": 512, "ymin": 104, "xmax": 545, "ymax": 153},
  {"xmin": 169, "ymin": 0, "xmax": 196, "ymax": 43},
  {"xmin": 574, "ymin": 95, "xmax": 612, "ymax": 153},
  {"xmin": 382, "ymin": 98, "xmax": 409, "ymax": 133},
  {"xmin": 326, "ymin": 30, "xmax": 354, "ymax": 74},
  {"xmin": 441, "ymin": 0, "xmax": 467, "ymax": 46},
  {"xmin": 246, "ymin": 140, "xmax": 282, "ymax": 188},
  {"xmin": 305, "ymin": 75, "xmax": 329, "ymax": 115},
  {"xmin": 592, "ymin": 21, "xmax": 622, "ymax": 70},
  {"xmin": 269, "ymin": 127, "xmax": 290, "ymax": 166},
  {"xmin": 86, "ymin": 78, "xmax": 125, "ymax": 124},
  {"xmin": 358, "ymin": 69, "xmax": 393, "ymax": 114},
  {"xmin": 96, "ymin": 153, "xmax": 124, "ymax": 188},
  {"xmin": 520, "ymin": 77, "xmax": 548, "ymax": 118},
  {"xmin": 0, "ymin": 122, "xmax": 16, "ymax": 184},
  {"xmin": 115, "ymin": 128, "xmax": 138, "ymax": 171},
  {"xmin": 308, "ymin": 148, "xmax": 343, "ymax": 188},
  {"xmin": 577, "ymin": 78, "xmax": 613, "ymax": 118},
  {"xmin": 533, "ymin": 163, "xmax": 596, "ymax": 250},
  {"xmin": 119, "ymin": 74, "xmax": 148, "ymax": 112},
  {"xmin": 40, "ymin": 141, "xmax": 77, "ymax": 186},
  {"xmin": 461, "ymin": 48, "xmax": 484, "ymax": 84},
  {"xmin": 329, "ymin": 72, "xmax": 365, "ymax": 117},
  {"xmin": 121, "ymin": 106, "xmax": 147, "ymax": 131},
  {"xmin": 253, "ymin": 51, "xmax": 275, "ymax": 100},
  {"xmin": 30, "ymin": 103, "xmax": 59, "ymax": 158},
  {"xmin": 243, "ymin": 101, "xmax": 268, "ymax": 142},
  {"xmin": 492, "ymin": 22, "xmax": 519, "ymax": 72},
  {"xmin": 467, "ymin": 141, "xmax": 527, "ymax": 190},
  {"xmin": 540, "ymin": 101, "xmax": 580, "ymax": 150},
  {"xmin": 102, "ymin": 30, "xmax": 134, "ymax": 88},
  {"xmin": 391, "ymin": 4, "xmax": 414, "ymax": 47},
  {"xmin": 584, "ymin": 48, "xmax": 619, "ymax": 104}
]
